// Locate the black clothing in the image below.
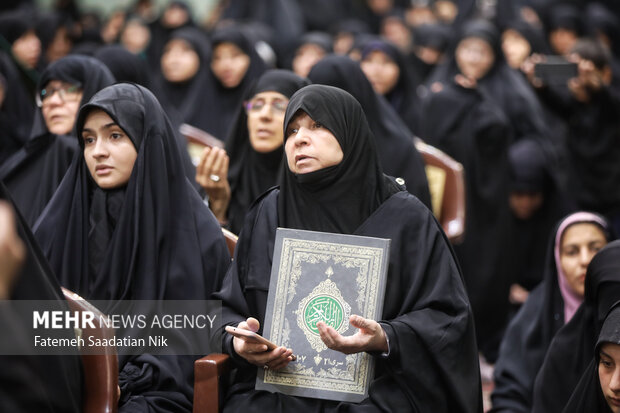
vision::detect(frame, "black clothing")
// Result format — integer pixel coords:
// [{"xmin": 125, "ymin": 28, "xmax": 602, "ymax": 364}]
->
[
  {"xmin": 0, "ymin": 55, "xmax": 115, "ymax": 228},
  {"xmin": 203, "ymin": 25, "xmax": 267, "ymax": 143},
  {"xmin": 428, "ymin": 18, "xmax": 550, "ymax": 145},
  {"xmin": 211, "ymin": 84, "xmax": 482, "ymax": 412},
  {"xmin": 151, "ymin": 26, "xmax": 212, "ymax": 131},
  {"xmin": 33, "ymin": 83, "xmax": 231, "ymax": 412},
  {"xmin": 307, "ymin": 54, "xmax": 432, "ymax": 210},
  {"xmin": 0, "ymin": 51, "xmax": 34, "ymax": 163},
  {"xmin": 535, "ymin": 80, "xmax": 620, "ymax": 222},
  {"xmin": 506, "ymin": 138, "xmax": 572, "ymax": 291},
  {"xmin": 418, "ymin": 79, "xmax": 512, "ymax": 361},
  {"xmin": 0, "ymin": 182, "xmax": 83, "ymax": 413},
  {"xmin": 533, "ymin": 239, "xmax": 620, "ymax": 413},
  {"xmin": 563, "ymin": 300, "xmax": 620, "ymax": 413},
  {"xmin": 224, "ymin": 69, "xmax": 309, "ymax": 234},
  {"xmin": 491, "ymin": 212, "xmax": 610, "ymax": 413},
  {"xmin": 361, "ymin": 38, "xmax": 421, "ymax": 135},
  {"xmin": 93, "ymin": 44, "xmax": 151, "ymax": 87}
]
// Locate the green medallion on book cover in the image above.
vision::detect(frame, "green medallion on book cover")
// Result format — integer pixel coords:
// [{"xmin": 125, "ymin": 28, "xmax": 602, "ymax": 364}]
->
[{"xmin": 296, "ymin": 273, "xmax": 351, "ymax": 352}]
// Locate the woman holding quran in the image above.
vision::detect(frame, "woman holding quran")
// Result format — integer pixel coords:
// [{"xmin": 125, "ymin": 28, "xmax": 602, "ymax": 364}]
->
[{"xmin": 211, "ymin": 84, "xmax": 482, "ymax": 412}]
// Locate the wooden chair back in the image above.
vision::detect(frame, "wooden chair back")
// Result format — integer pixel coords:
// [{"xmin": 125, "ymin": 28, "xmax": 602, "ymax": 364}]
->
[
  {"xmin": 62, "ymin": 287, "xmax": 118, "ymax": 413},
  {"xmin": 414, "ymin": 139, "xmax": 466, "ymax": 244}
]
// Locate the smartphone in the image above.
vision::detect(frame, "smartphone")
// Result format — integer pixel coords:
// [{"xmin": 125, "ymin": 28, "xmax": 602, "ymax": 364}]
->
[
  {"xmin": 225, "ymin": 325, "xmax": 297, "ymax": 361},
  {"xmin": 534, "ymin": 55, "xmax": 578, "ymax": 85}
]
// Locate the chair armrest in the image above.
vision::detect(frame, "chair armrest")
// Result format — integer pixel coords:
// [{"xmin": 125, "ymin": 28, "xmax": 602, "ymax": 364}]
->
[{"xmin": 193, "ymin": 353, "xmax": 231, "ymax": 413}]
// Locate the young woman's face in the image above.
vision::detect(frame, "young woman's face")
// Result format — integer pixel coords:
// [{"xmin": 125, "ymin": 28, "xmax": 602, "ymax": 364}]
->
[
  {"xmin": 361, "ymin": 50, "xmax": 400, "ymax": 95},
  {"xmin": 12, "ymin": 29, "xmax": 41, "ymax": 69},
  {"xmin": 161, "ymin": 38, "xmax": 200, "ymax": 83},
  {"xmin": 599, "ymin": 342, "xmax": 620, "ymax": 413},
  {"xmin": 285, "ymin": 111, "xmax": 343, "ymax": 174},
  {"xmin": 456, "ymin": 37, "xmax": 495, "ymax": 80},
  {"xmin": 211, "ymin": 42, "xmax": 250, "ymax": 88},
  {"xmin": 502, "ymin": 29, "xmax": 531, "ymax": 69},
  {"xmin": 40, "ymin": 80, "xmax": 83, "ymax": 135},
  {"xmin": 81, "ymin": 109, "xmax": 138, "ymax": 189},
  {"xmin": 292, "ymin": 44, "xmax": 326, "ymax": 78},
  {"xmin": 559, "ymin": 223, "xmax": 607, "ymax": 297},
  {"xmin": 246, "ymin": 91, "xmax": 288, "ymax": 153},
  {"xmin": 549, "ymin": 28, "xmax": 578, "ymax": 56},
  {"xmin": 121, "ymin": 20, "xmax": 151, "ymax": 54}
]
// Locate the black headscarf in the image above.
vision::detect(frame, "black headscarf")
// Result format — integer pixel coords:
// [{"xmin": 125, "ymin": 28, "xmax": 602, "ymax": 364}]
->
[
  {"xmin": 202, "ymin": 24, "xmax": 267, "ymax": 142},
  {"xmin": 0, "ymin": 51, "xmax": 34, "ymax": 163},
  {"xmin": 361, "ymin": 37, "xmax": 421, "ymax": 134},
  {"xmin": 563, "ymin": 301, "xmax": 620, "ymax": 413},
  {"xmin": 505, "ymin": 138, "xmax": 573, "ymax": 290},
  {"xmin": 151, "ymin": 26, "xmax": 212, "ymax": 131},
  {"xmin": 278, "ymin": 84, "xmax": 400, "ymax": 234},
  {"xmin": 0, "ymin": 55, "xmax": 115, "ymax": 228},
  {"xmin": 491, "ymin": 212, "xmax": 611, "ymax": 413},
  {"xmin": 427, "ymin": 18, "xmax": 550, "ymax": 144},
  {"xmin": 33, "ymin": 83, "xmax": 231, "ymax": 411},
  {"xmin": 0, "ymin": 182, "xmax": 83, "ymax": 413},
  {"xmin": 533, "ymin": 239, "xmax": 620, "ymax": 413},
  {"xmin": 418, "ymin": 70, "xmax": 514, "ymax": 360},
  {"xmin": 307, "ymin": 54, "xmax": 432, "ymax": 210},
  {"xmin": 93, "ymin": 44, "xmax": 151, "ymax": 87},
  {"xmin": 225, "ymin": 69, "xmax": 309, "ymax": 234}
]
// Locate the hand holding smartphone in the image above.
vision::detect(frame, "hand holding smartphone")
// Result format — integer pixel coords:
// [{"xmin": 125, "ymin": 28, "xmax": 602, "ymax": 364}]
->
[{"xmin": 225, "ymin": 325, "xmax": 297, "ymax": 361}]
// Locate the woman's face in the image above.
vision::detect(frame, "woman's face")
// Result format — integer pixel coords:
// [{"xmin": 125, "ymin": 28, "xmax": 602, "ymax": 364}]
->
[
  {"xmin": 40, "ymin": 80, "xmax": 83, "ymax": 135},
  {"xmin": 292, "ymin": 44, "xmax": 326, "ymax": 78},
  {"xmin": 12, "ymin": 30, "xmax": 41, "ymax": 69},
  {"xmin": 502, "ymin": 29, "xmax": 531, "ymax": 69},
  {"xmin": 246, "ymin": 91, "xmax": 288, "ymax": 153},
  {"xmin": 361, "ymin": 50, "xmax": 400, "ymax": 95},
  {"xmin": 549, "ymin": 28, "xmax": 578, "ymax": 56},
  {"xmin": 456, "ymin": 37, "xmax": 495, "ymax": 80},
  {"xmin": 560, "ymin": 223, "xmax": 607, "ymax": 297},
  {"xmin": 599, "ymin": 342, "xmax": 620, "ymax": 413},
  {"xmin": 285, "ymin": 111, "xmax": 343, "ymax": 174},
  {"xmin": 161, "ymin": 38, "xmax": 200, "ymax": 83},
  {"xmin": 81, "ymin": 109, "xmax": 138, "ymax": 189},
  {"xmin": 211, "ymin": 42, "xmax": 250, "ymax": 88},
  {"xmin": 121, "ymin": 20, "xmax": 151, "ymax": 54}
]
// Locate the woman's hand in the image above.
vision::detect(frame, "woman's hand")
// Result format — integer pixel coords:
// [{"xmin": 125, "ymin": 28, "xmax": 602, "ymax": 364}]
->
[
  {"xmin": 232, "ymin": 317, "xmax": 294, "ymax": 371},
  {"xmin": 195, "ymin": 146, "xmax": 231, "ymax": 223},
  {"xmin": 317, "ymin": 315, "xmax": 388, "ymax": 355}
]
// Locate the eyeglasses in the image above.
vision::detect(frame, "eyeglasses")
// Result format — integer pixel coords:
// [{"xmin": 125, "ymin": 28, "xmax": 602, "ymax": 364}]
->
[
  {"xmin": 36, "ymin": 84, "xmax": 82, "ymax": 107},
  {"xmin": 245, "ymin": 98, "xmax": 288, "ymax": 114}
]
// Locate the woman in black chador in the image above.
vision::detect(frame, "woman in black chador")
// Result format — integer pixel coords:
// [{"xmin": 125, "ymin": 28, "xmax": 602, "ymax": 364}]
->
[
  {"xmin": 0, "ymin": 55, "xmax": 114, "ymax": 227},
  {"xmin": 33, "ymin": 83, "xmax": 231, "ymax": 412},
  {"xmin": 532, "ymin": 239, "xmax": 620, "ymax": 413},
  {"xmin": 491, "ymin": 212, "xmax": 611, "ymax": 413},
  {"xmin": 308, "ymin": 54, "xmax": 432, "ymax": 210},
  {"xmin": 210, "ymin": 84, "xmax": 482, "ymax": 412}
]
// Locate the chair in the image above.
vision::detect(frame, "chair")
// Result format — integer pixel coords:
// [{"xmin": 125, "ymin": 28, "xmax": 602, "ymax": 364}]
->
[
  {"xmin": 414, "ymin": 138, "xmax": 466, "ymax": 244},
  {"xmin": 179, "ymin": 123, "xmax": 224, "ymax": 166},
  {"xmin": 193, "ymin": 230, "xmax": 237, "ymax": 413},
  {"xmin": 62, "ymin": 287, "xmax": 118, "ymax": 413}
]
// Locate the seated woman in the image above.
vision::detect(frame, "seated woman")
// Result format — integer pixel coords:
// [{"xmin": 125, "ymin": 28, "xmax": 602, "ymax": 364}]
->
[
  {"xmin": 532, "ymin": 238, "xmax": 620, "ymax": 413},
  {"xmin": 33, "ymin": 83, "xmax": 231, "ymax": 412},
  {"xmin": 211, "ymin": 84, "xmax": 481, "ymax": 412},
  {"xmin": 0, "ymin": 55, "xmax": 115, "ymax": 227},
  {"xmin": 195, "ymin": 69, "xmax": 309, "ymax": 233},
  {"xmin": 553, "ymin": 240, "xmax": 620, "ymax": 412},
  {"xmin": 491, "ymin": 211, "xmax": 611, "ymax": 413}
]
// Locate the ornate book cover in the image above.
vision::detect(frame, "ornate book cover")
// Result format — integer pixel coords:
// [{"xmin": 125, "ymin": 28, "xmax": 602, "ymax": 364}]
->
[{"xmin": 255, "ymin": 228, "xmax": 390, "ymax": 402}]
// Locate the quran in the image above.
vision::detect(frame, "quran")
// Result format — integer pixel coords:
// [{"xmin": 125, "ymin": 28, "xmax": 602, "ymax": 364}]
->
[{"xmin": 256, "ymin": 228, "xmax": 390, "ymax": 402}]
